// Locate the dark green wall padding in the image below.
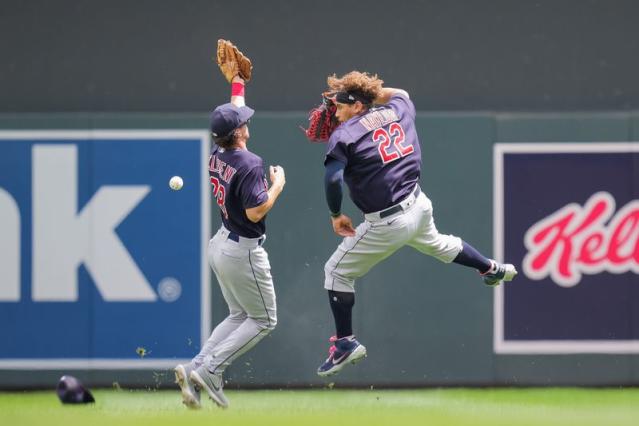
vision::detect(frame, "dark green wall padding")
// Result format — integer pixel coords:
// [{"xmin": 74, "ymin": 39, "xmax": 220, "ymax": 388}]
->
[{"xmin": 0, "ymin": 111, "xmax": 637, "ymax": 388}]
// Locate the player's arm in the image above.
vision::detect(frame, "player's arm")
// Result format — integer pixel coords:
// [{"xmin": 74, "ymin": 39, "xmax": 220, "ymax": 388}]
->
[
  {"xmin": 245, "ymin": 166, "xmax": 286, "ymax": 223},
  {"xmin": 374, "ymin": 87, "xmax": 410, "ymax": 105},
  {"xmin": 325, "ymin": 158, "xmax": 356, "ymax": 237},
  {"xmin": 230, "ymin": 75, "xmax": 246, "ymax": 107},
  {"xmin": 325, "ymin": 158, "xmax": 345, "ymax": 216}
]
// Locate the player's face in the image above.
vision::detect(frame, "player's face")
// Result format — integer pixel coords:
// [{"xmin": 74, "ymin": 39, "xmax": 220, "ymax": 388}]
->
[{"xmin": 335, "ymin": 102, "xmax": 359, "ymax": 122}]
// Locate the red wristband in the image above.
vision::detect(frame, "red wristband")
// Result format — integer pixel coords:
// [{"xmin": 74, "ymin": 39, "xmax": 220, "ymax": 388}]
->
[{"xmin": 231, "ymin": 82, "xmax": 245, "ymax": 97}]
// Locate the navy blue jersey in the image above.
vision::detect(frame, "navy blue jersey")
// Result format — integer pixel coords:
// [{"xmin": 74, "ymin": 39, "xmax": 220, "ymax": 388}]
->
[
  {"xmin": 209, "ymin": 146, "xmax": 269, "ymax": 238},
  {"xmin": 325, "ymin": 93, "xmax": 421, "ymax": 213}
]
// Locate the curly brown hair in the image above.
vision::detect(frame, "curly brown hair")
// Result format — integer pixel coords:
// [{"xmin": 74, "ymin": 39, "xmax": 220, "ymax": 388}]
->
[{"xmin": 327, "ymin": 71, "xmax": 384, "ymax": 104}]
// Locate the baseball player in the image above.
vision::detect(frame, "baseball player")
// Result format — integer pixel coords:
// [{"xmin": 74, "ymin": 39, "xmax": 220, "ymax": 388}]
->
[
  {"xmin": 174, "ymin": 40, "xmax": 286, "ymax": 408},
  {"xmin": 316, "ymin": 71, "xmax": 517, "ymax": 376}
]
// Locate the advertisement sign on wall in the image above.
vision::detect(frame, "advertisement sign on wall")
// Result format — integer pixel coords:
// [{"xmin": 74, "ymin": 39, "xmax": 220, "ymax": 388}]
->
[
  {"xmin": 0, "ymin": 131, "xmax": 210, "ymax": 368},
  {"xmin": 494, "ymin": 143, "xmax": 639, "ymax": 354}
]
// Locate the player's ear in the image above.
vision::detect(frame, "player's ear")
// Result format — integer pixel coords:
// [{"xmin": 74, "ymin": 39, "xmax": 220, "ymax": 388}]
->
[{"xmin": 234, "ymin": 125, "xmax": 248, "ymax": 141}]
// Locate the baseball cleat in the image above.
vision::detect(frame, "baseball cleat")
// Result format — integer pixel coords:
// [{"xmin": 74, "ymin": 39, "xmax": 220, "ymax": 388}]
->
[
  {"xmin": 174, "ymin": 364, "xmax": 201, "ymax": 409},
  {"xmin": 317, "ymin": 335, "xmax": 367, "ymax": 377},
  {"xmin": 481, "ymin": 260, "xmax": 518, "ymax": 286},
  {"xmin": 189, "ymin": 366, "xmax": 229, "ymax": 409}
]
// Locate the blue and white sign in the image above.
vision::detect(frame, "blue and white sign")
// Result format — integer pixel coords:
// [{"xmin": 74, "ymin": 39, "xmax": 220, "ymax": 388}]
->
[
  {"xmin": 0, "ymin": 131, "xmax": 210, "ymax": 368},
  {"xmin": 493, "ymin": 143, "xmax": 639, "ymax": 354}
]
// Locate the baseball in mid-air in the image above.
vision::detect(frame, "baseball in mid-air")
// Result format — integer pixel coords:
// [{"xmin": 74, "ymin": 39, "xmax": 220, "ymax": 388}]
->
[{"xmin": 169, "ymin": 175, "xmax": 183, "ymax": 191}]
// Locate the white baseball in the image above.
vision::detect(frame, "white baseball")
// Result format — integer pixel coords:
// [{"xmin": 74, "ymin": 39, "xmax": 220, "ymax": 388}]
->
[{"xmin": 169, "ymin": 176, "xmax": 183, "ymax": 191}]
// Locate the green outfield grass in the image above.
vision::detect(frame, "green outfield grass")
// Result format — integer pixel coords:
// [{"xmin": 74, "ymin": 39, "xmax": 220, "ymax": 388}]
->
[{"xmin": 1, "ymin": 388, "xmax": 638, "ymax": 426}]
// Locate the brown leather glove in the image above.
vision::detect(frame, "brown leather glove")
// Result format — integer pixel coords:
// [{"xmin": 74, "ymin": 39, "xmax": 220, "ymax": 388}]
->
[{"xmin": 216, "ymin": 39, "xmax": 253, "ymax": 83}]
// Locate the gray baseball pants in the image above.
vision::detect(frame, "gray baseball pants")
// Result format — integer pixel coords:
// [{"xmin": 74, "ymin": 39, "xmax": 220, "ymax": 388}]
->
[
  {"xmin": 192, "ymin": 226, "xmax": 277, "ymax": 374},
  {"xmin": 325, "ymin": 190, "xmax": 463, "ymax": 292}
]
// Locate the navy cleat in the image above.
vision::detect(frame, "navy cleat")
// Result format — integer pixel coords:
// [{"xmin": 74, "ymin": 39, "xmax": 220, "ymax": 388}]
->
[
  {"xmin": 481, "ymin": 260, "xmax": 518, "ymax": 286},
  {"xmin": 317, "ymin": 335, "xmax": 367, "ymax": 377},
  {"xmin": 174, "ymin": 364, "xmax": 201, "ymax": 409}
]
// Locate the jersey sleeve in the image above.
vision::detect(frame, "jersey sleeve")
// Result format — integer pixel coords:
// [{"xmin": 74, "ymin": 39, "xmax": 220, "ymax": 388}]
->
[
  {"xmin": 238, "ymin": 165, "xmax": 269, "ymax": 209},
  {"xmin": 324, "ymin": 130, "xmax": 349, "ymax": 165},
  {"xmin": 387, "ymin": 93, "xmax": 416, "ymax": 121}
]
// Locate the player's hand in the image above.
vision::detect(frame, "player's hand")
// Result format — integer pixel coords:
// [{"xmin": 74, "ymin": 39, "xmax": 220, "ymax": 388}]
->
[
  {"xmin": 331, "ymin": 214, "xmax": 356, "ymax": 237},
  {"xmin": 269, "ymin": 165, "xmax": 286, "ymax": 189}
]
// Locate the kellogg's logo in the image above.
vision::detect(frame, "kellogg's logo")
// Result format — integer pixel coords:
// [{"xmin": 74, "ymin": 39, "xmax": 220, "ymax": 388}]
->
[
  {"xmin": 523, "ymin": 192, "xmax": 639, "ymax": 287},
  {"xmin": 494, "ymin": 143, "xmax": 639, "ymax": 354}
]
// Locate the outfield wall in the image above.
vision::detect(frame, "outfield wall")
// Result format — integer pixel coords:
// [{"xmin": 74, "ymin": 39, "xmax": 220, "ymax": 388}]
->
[{"xmin": 0, "ymin": 112, "xmax": 638, "ymax": 388}]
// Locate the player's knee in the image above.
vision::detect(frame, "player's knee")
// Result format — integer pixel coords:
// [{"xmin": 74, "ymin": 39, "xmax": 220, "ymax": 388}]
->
[
  {"xmin": 423, "ymin": 234, "xmax": 449, "ymax": 252},
  {"xmin": 324, "ymin": 258, "xmax": 357, "ymax": 291},
  {"xmin": 420, "ymin": 235, "xmax": 462, "ymax": 262},
  {"xmin": 324, "ymin": 259, "xmax": 346, "ymax": 283},
  {"xmin": 267, "ymin": 311, "xmax": 277, "ymax": 330},
  {"xmin": 267, "ymin": 316, "xmax": 277, "ymax": 331},
  {"xmin": 255, "ymin": 313, "xmax": 277, "ymax": 332},
  {"xmin": 262, "ymin": 320, "xmax": 276, "ymax": 333},
  {"xmin": 228, "ymin": 310, "xmax": 247, "ymax": 321}
]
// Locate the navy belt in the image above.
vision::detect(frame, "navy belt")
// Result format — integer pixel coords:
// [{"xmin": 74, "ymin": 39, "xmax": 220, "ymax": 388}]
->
[
  {"xmin": 228, "ymin": 232, "xmax": 264, "ymax": 246},
  {"xmin": 379, "ymin": 186, "xmax": 421, "ymax": 219}
]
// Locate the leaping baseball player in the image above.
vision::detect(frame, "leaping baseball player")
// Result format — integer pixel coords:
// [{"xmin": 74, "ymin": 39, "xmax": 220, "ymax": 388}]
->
[
  {"xmin": 304, "ymin": 71, "xmax": 517, "ymax": 377},
  {"xmin": 174, "ymin": 40, "xmax": 286, "ymax": 408}
]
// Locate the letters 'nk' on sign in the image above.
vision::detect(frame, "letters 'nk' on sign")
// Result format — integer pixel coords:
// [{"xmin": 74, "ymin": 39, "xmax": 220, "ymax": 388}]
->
[{"xmin": 0, "ymin": 131, "xmax": 210, "ymax": 369}]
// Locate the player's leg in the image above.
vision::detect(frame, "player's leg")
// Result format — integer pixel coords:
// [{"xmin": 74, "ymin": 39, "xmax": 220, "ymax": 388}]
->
[
  {"xmin": 191, "ymin": 312, "xmax": 271, "ymax": 409},
  {"xmin": 204, "ymin": 246, "xmax": 277, "ymax": 373},
  {"xmin": 408, "ymin": 193, "xmax": 517, "ymax": 285},
  {"xmin": 452, "ymin": 241, "xmax": 517, "ymax": 285},
  {"xmin": 192, "ymin": 275, "xmax": 247, "ymax": 367},
  {"xmin": 316, "ymin": 289, "xmax": 368, "ymax": 376},
  {"xmin": 187, "ymin": 232, "xmax": 245, "ymax": 408},
  {"xmin": 319, "ymin": 218, "xmax": 408, "ymax": 376},
  {"xmin": 191, "ymin": 243, "xmax": 276, "ymax": 408},
  {"xmin": 194, "ymin": 235, "xmax": 251, "ymax": 365},
  {"xmin": 324, "ymin": 219, "xmax": 409, "ymax": 292},
  {"xmin": 175, "ymin": 234, "xmax": 235, "ymax": 409},
  {"xmin": 175, "ymin": 233, "xmax": 248, "ymax": 409},
  {"xmin": 174, "ymin": 363, "xmax": 200, "ymax": 409}
]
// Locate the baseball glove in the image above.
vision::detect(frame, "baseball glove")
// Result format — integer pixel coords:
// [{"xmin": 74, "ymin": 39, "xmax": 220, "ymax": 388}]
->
[
  {"xmin": 302, "ymin": 92, "xmax": 338, "ymax": 143},
  {"xmin": 216, "ymin": 39, "xmax": 253, "ymax": 83}
]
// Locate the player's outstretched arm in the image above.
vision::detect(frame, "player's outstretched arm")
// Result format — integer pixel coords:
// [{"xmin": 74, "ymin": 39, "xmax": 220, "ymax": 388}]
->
[
  {"xmin": 245, "ymin": 166, "xmax": 286, "ymax": 223},
  {"xmin": 230, "ymin": 75, "xmax": 246, "ymax": 108},
  {"xmin": 374, "ymin": 87, "xmax": 410, "ymax": 105}
]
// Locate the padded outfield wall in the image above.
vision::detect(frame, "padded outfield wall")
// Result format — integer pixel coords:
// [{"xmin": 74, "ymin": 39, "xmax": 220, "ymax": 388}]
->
[{"xmin": 0, "ymin": 112, "xmax": 637, "ymax": 388}]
